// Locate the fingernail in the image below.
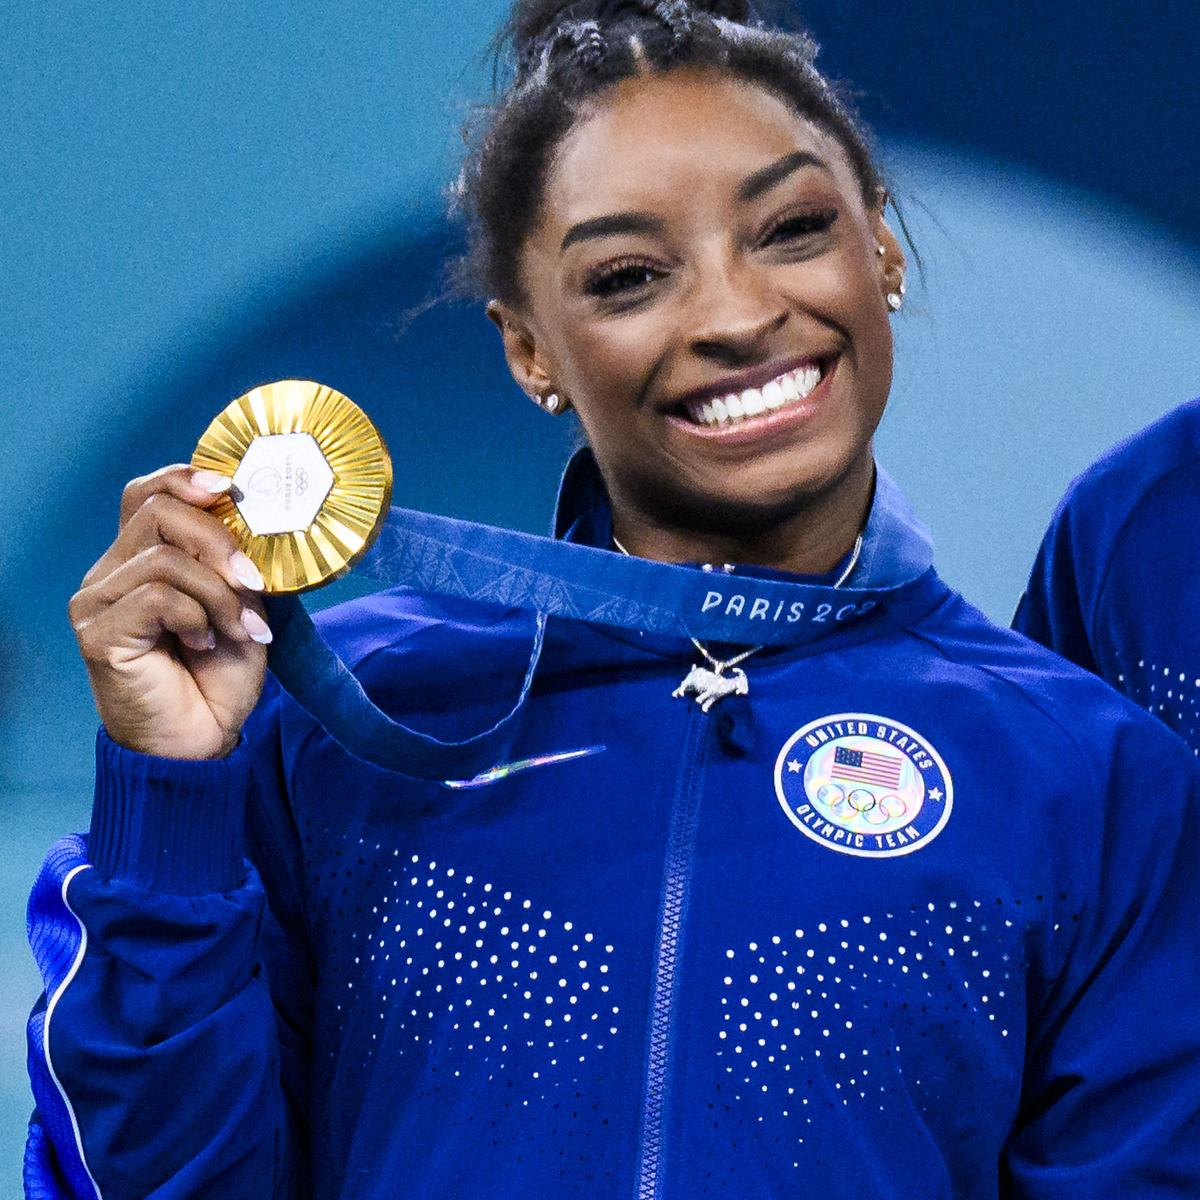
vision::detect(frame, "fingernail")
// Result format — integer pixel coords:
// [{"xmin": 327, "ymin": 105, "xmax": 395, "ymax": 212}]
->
[
  {"xmin": 230, "ymin": 552, "xmax": 265, "ymax": 591},
  {"xmin": 185, "ymin": 628, "xmax": 217, "ymax": 651},
  {"xmin": 242, "ymin": 608, "xmax": 272, "ymax": 645},
  {"xmin": 192, "ymin": 470, "xmax": 232, "ymax": 494}
]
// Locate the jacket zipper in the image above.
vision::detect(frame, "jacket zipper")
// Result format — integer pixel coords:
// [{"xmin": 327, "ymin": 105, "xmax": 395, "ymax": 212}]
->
[{"xmin": 635, "ymin": 705, "xmax": 710, "ymax": 1200}]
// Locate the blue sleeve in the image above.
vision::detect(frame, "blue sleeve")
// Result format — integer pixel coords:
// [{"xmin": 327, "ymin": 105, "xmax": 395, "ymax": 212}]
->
[
  {"xmin": 1004, "ymin": 712, "xmax": 1200, "ymax": 1194},
  {"xmin": 1013, "ymin": 497, "xmax": 1101, "ymax": 677},
  {"xmin": 25, "ymin": 720, "xmax": 309, "ymax": 1200}
]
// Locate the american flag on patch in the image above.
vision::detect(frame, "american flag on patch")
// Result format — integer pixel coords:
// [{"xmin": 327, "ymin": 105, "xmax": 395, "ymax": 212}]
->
[{"xmin": 831, "ymin": 745, "xmax": 903, "ymax": 788}]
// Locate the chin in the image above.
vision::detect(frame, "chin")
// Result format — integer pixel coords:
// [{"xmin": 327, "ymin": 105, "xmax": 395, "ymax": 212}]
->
[
  {"xmin": 646, "ymin": 474, "xmax": 850, "ymax": 539},
  {"xmin": 698, "ymin": 452, "xmax": 867, "ymax": 521}
]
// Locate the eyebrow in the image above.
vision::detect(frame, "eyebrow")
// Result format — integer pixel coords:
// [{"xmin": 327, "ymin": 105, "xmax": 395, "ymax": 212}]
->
[
  {"xmin": 557, "ymin": 151, "xmax": 832, "ymax": 253},
  {"xmin": 738, "ymin": 151, "xmax": 832, "ymax": 202},
  {"xmin": 560, "ymin": 212, "xmax": 666, "ymax": 253}
]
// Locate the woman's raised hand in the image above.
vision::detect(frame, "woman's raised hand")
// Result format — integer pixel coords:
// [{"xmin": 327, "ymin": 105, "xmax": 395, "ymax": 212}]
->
[{"xmin": 70, "ymin": 466, "xmax": 273, "ymax": 760}]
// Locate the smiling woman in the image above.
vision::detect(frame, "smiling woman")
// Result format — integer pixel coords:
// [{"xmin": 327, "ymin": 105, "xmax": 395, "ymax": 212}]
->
[
  {"xmin": 492, "ymin": 70, "xmax": 898, "ymax": 572},
  {"xmin": 23, "ymin": 2, "xmax": 1200, "ymax": 1198}
]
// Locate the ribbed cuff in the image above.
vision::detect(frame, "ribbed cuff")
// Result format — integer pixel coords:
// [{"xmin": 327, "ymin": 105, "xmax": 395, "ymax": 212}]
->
[{"xmin": 89, "ymin": 729, "xmax": 251, "ymax": 896}]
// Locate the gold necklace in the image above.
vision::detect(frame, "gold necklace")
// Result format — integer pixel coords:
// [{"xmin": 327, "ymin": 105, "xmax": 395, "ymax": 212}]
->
[{"xmin": 611, "ymin": 532, "xmax": 863, "ymax": 711}]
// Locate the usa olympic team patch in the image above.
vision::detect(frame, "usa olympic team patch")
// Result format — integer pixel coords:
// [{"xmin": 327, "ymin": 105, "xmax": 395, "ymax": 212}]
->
[{"xmin": 774, "ymin": 714, "xmax": 953, "ymax": 858}]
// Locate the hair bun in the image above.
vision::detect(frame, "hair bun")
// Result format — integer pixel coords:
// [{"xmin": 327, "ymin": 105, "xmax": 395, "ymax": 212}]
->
[{"xmin": 509, "ymin": 0, "xmax": 753, "ymax": 62}]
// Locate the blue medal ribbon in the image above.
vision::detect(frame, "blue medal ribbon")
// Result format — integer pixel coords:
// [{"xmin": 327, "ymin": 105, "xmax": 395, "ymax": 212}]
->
[{"xmin": 263, "ymin": 463, "xmax": 934, "ymax": 781}]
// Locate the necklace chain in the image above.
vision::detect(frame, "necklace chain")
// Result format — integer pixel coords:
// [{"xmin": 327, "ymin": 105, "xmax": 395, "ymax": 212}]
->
[
  {"xmin": 610, "ymin": 532, "xmax": 864, "ymax": 705},
  {"xmin": 689, "ymin": 638, "xmax": 758, "ymax": 674}
]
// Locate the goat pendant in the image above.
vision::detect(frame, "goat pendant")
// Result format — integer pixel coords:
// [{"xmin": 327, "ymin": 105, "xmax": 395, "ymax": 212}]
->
[{"xmin": 672, "ymin": 664, "xmax": 749, "ymax": 712}]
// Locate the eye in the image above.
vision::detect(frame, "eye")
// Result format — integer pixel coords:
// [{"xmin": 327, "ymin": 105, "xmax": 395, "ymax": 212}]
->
[
  {"xmin": 762, "ymin": 207, "xmax": 839, "ymax": 246},
  {"xmin": 583, "ymin": 257, "xmax": 663, "ymax": 299}
]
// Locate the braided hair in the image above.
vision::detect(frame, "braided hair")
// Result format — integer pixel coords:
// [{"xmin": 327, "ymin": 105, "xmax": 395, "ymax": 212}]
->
[{"xmin": 454, "ymin": 0, "xmax": 883, "ymax": 305}]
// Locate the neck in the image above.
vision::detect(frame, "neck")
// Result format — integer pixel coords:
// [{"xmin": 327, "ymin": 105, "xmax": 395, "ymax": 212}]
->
[{"xmin": 609, "ymin": 459, "xmax": 875, "ymax": 575}]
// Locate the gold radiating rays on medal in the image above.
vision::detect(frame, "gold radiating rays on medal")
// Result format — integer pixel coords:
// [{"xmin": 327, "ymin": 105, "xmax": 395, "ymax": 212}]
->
[{"xmin": 192, "ymin": 380, "xmax": 392, "ymax": 592}]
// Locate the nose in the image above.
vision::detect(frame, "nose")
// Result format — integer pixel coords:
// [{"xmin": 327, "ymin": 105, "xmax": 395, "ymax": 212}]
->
[{"xmin": 686, "ymin": 257, "xmax": 788, "ymax": 367}]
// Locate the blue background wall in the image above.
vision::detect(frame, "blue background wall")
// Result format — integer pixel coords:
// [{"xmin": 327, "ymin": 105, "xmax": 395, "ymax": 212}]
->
[{"xmin": 2, "ymin": 1, "xmax": 1199, "ymax": 1191}]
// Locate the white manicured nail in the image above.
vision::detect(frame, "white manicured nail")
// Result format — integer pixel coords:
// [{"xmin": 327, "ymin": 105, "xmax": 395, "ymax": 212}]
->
[
  {"xmin": 191, "ymin": 470, "xmax": 232, "ymax": 494},
  {"xmin": 230, "ymin": 552, "xmax": 265, "ymax": 591},
  {"xmin": 241, "ymin": 609, "xmax": 272, "ymax": 644}
]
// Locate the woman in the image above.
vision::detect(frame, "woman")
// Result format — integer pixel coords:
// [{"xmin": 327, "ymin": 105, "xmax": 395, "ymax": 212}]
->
[{"xmin": 26, "ymin": 2, "xmax": 1200, "ymax": 1197}]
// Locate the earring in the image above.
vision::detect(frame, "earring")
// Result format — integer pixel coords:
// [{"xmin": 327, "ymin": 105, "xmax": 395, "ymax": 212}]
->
[
  {"xmin": 886, "ymin": 293, "xmax": 902, "ymax": 312},
  {"xmin": 536, "ymin": 392, "xmax": 562, "ymax": 415},
  {"xmin": 876, "ymin": 243, "xmax": 886, "ymax": 257}
]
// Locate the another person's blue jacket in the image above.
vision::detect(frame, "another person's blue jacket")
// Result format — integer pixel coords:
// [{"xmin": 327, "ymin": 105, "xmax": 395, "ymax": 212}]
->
[{"xmin": 1015, "ymin": 396, "xmax": 1200, "ymax": 754}]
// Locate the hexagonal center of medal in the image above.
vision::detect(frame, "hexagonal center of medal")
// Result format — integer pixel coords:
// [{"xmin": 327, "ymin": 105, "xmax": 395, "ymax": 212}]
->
[{"xmin": 232, "ymin": 432, "xmax": 333, "ymax": 536}]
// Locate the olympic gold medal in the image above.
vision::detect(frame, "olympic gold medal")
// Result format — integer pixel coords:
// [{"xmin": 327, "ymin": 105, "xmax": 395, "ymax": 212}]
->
[{"xmin": 192, "ymin": 380, "xmax": 392, "ymax": 593}]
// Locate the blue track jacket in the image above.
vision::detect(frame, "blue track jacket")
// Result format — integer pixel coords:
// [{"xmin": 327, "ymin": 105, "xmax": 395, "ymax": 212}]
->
[
  {"xmin": 1015, "ymin": 396, "xmax": 1200, "ymax": 753},
  {"xmin": 26, "ymin": 454, "xmax": 1200, "ymax": 1199}
]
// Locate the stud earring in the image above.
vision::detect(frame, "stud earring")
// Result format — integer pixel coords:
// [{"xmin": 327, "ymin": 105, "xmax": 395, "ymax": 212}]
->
[
  {"xmin": 536, "ymin": 392, "xmax": 562, "ymax": 414},
  {"xmin": 876, "ymin": 243, "xmax": 886, "ymax": 257},
  {"xmin": 886, "ymin": 292, "xmax": 903, "ymax": 312}
]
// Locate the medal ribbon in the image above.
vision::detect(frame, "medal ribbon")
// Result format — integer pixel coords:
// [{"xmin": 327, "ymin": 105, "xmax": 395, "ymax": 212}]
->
[{"xmin": 263, "ymin": 466, "xmax": 934, "ymax": 781}]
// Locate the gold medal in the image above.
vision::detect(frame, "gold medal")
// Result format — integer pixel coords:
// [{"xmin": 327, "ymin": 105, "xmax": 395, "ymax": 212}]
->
[{"xmin": 192, "ymin": 380, "xmax": 392, "ymax": 593}]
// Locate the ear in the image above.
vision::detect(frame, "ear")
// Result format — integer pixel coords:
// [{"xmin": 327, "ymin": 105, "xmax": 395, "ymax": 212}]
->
[
  {"xmin": 869, "ymin": 196, "xmax": 907, "ymax": 302},
  {"xmin": 486, "ymin": 301, "xmax": 565, "ymax": 406}
]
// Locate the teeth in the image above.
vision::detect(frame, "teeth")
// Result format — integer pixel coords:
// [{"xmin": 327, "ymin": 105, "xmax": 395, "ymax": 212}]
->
[{"xmin": 686, "ymin": 364, "xmax": 823, "ymax": 428}]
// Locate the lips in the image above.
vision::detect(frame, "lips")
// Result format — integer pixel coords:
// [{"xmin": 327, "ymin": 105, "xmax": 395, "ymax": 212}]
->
[{"xmin": 680, "ymin": 362, "xmax": 825, "ymax": 429}]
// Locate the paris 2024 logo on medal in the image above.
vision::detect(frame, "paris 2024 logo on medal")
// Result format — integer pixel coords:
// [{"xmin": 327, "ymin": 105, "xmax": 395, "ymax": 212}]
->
[{"xmin": 774, "ymin": 714, "xmax": 953, "ymax": 858}]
